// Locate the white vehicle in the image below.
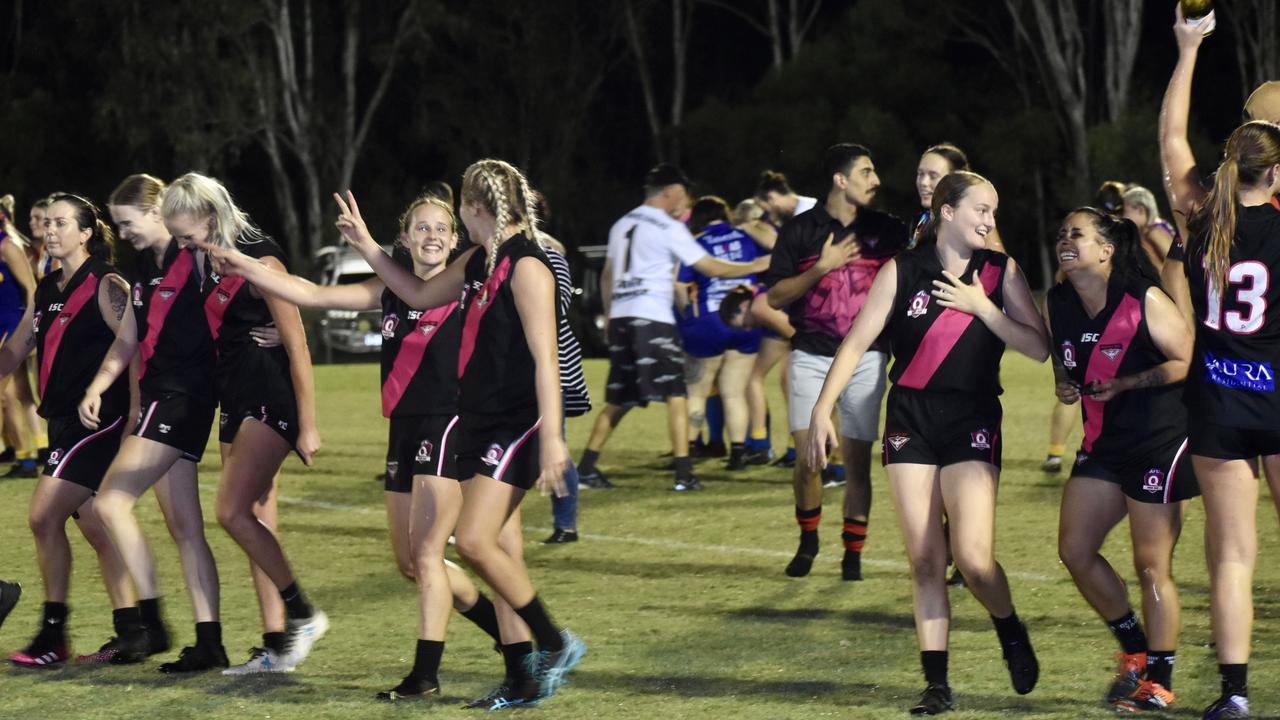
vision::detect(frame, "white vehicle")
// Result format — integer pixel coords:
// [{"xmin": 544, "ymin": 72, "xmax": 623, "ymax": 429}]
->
[{"xmin": 312, "ymin": 246, "xmax": 383, "ymax": 361}]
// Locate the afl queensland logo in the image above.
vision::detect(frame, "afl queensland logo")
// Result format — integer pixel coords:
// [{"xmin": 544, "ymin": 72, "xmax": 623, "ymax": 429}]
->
[
  {"xmin": 416, "ymin": 440, "xmax": 433, "ymax": 463},
  {"xmin": 482, "ymin": 443, "xmax": 505, "ymax": 466},
  {"xmin": 31, "ymin": 311, "xmax": 41, "ymax": 332},
  {"xmin": 1142, "ymin": 468, "xmax": 1165, "ymax": 494},
  {"xmin": 906, "ymin": 290, "xmax": 930, "ymax": 318},
  {"xmin": 1061, "ymin": 340, "xmax": 1077, "ymax": 369},
  {"xmin": 1100, "ymin": 344, "xmax": 1123, "ymax": 361},
  {"xmin": 969, "ymin": 429, "xmax": 991, "ymax": 450},
  {"xmin": 382, "ymin": 314, "xmax": 400, "ymax": 338},
  {"xmin": 132, "ymin": 284, "xmax": 144, "ymax": 306}
]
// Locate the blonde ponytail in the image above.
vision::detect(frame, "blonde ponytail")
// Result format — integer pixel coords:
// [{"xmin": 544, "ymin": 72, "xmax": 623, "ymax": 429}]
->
[{"xmin": 460, "ymin": 159, "xmax": 539, "ymax": 279}]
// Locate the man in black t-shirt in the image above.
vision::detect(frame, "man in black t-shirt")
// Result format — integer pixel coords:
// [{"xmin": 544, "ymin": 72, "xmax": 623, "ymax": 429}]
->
[{"xmin": 763, "ymin": 143, "xmax": 909, "ymax": 581}]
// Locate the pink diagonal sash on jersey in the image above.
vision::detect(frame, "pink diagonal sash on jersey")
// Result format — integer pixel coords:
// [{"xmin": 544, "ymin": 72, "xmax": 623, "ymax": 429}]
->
[
  {"xmin": 139, "ymin": 251, "xmax": 195, "ymax": 379},
  {"xmin": 897, "ymin": 262, "xmax": 1003, "ymax": 389},
  {"xmin": 1081, "ymin": 293, "xmax": 1142, "ymax": 453},
  {"xmin": 39, "ymin": 272, "xmax": 98, "ymax": 396},
  {"xmin": 458, "ymin": 256, "xmax": 512, "ymax": 379},
  {"xmin": 204, "ymin": 274, "xmax": 246, "ymax": 342},
  {"xmin": 382, "ymin": 302, "xmax": 458, "ymax": 416}
]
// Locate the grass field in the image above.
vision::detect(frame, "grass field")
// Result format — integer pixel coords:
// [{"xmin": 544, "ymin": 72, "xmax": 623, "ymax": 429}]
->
[{"xmin": 0, "ymin": 355, "xmax": 1278, "ymax": 719}]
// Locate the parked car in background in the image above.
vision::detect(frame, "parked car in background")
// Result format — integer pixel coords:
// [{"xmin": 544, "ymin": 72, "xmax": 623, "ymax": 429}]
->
[{"xmin": 312, "ymin": 246, "xmax": 383, "ymax": 363}]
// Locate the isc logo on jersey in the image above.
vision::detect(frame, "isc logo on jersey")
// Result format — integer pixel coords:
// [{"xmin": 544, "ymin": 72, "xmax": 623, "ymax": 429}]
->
[
  {"xmin": 382, "ymin": 315, "xmax": 400, "ymax": 338},
  {"xmin": 907, "ymin": 290, "xmax": 930, "ymax": 318}
]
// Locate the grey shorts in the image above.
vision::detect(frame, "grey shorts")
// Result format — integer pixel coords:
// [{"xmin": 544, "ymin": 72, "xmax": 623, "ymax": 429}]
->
[{"xmin": 787, "ymin": 349, "xmax": 887, "ymax": 441}]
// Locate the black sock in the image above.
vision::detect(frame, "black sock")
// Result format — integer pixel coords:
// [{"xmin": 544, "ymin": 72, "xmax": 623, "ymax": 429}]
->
[
  {"xmin": 1219, "ymin": 663, "xmax": 1248, "ymax": 697},
  {"xmin": 112, "ymin": 607, "xmax": 141, "ymax": 635},
  {"xmin": 460, "ymin": 593, "xmax": 503, "ymax": 644},
  {"xmin": 409, "ymin": 639, "xmax": 444, "ymax": 682},
  {"xmin": 39, "ymin": 602, "xmax": 68, "ymax": 644},
  {"xmin": 195, "ymin": 621, "xmax": 222, "ymax": 648},
  {"xmin": 673, "ymin": 456, "xmax": 693, "ymax": 480},
  {"xmin": 729, "ymin": 443, "xmax": 746, "ymax": 460},
  {"xmin": 991, "ymin": 611, "xmax": 1026, "ymax": 646},
  {"xmin": 280, "ymin": 581, "xmax": 314, "ymax": 620},
  {"xmin": 138, "ymin": 597, "xmax": 162, "ymax": 626},
  {"xmin": 263, "ymin": 631, "xmax": 288, "ymax": 655},
  {"xmin": 578, "ymin": 449, "xmax": 600, "ymax": 475},
  {"xmin": 921, "ymin": 650, "xmax": 948, "ymax": 686},
  {"xmin": 796, "ymin": 506, "xmax": 821, "ymax": 555},
  {"xmin": 1106, "ymin": 610, "xmax": 1148, "ymax": 655},
  {"xmin": 513, "ymin": 596, "xmax": 563, "ymax": 652},
  {"xmin": 501, "ymin": 641, "xmax": 535, "ymax": 683},
  {"xmin": 1147, "ymin": 650, "xmax": 1175, "ymax": 690}
]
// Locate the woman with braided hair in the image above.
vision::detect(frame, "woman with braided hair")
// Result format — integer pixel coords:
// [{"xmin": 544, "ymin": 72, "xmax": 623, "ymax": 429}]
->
[{"xmin": 338, "ymin": 158, "xmax": 584, "ymax": 710}]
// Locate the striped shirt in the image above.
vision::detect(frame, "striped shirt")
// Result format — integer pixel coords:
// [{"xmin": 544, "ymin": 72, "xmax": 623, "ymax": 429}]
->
[{"xmin": 546, "ymin": 243, "xmax": 592, "ymax": 417}]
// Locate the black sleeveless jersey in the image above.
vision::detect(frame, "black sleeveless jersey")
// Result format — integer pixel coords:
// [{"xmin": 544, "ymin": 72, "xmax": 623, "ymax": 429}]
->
[
  {"xmin": 1184, "ymin": 203, "xmax": 1280, "ymax": 428},
  {"xmin": 203, "ymin": 235, "xmax": 295, "ymax": 403},
  {"xmin": 380, "ymin": 287, "xmax": 460, "ymax": 417},
  {"xmin": 457, "ymin": 233, "xmax": 556, "ymax": 415},
  {"xmin": 133, "ymin": 241, "xmax": 215, "ymax": 402},
  {"xmin": 1047, "ymin": 276, "xmax": 1186, "ymax": 461},
  {"xmin": 33, "ymin": 257, "xmax": 129, "ymax": 419},
  {"xmin": 886, "ymin": 247, "xmax": 1007, "ymax": 394}
]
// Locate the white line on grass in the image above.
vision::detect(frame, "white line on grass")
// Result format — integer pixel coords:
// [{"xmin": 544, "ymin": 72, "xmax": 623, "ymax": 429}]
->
[{"xmin": 201, "ymin": 483, "xmax": 1059, "ymax": 583}]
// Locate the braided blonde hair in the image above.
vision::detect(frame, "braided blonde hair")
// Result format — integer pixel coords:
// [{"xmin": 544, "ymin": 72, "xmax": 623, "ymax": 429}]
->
[{"xmin": 460, "ymin": 159, "xmax": 541, "ymax": 279}]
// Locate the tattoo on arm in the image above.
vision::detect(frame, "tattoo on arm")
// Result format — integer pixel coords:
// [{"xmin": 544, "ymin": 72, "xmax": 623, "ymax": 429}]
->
[
  {"xmin": 108, "ymin": 281, "xmax": 128, "ymax": 321},
  {"xmin": 1125, "ymin": 367, "xmax": 1167, "ymax": 391}
]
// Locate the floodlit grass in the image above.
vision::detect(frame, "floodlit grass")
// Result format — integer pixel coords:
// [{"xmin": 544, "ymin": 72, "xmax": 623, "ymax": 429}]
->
[{"xmin": 0, "ymin": 356, "xmax": 1277, "ymax": 719}]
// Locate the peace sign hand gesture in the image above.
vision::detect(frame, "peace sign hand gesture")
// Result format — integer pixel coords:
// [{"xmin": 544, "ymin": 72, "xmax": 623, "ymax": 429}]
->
[{"xmin": 333, "ymin": 190, "xmax": 378, "ymax": 256}]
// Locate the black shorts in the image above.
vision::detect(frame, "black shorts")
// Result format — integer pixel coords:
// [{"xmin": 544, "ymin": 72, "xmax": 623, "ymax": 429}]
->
[
  {"xmin": 219, "ymin": 401, "xmax": 300, "ymax": 451},
  {"xmin": 881, "ymin": 387, "xmax": 1002, "ymax": 469},
  {"xmin": 44, "ymin": 415, "xmax": 127, "ymax": 491},
  {"xmin": 605, "ymin": 317, "xmax": 686, "ymax": 407},
  {"xmin": 451, "ymin": 412, "xmax": 541, "ymax": 490},
  {"xmin": 1074, "ymin": 438, "xmax": 1199, "ymax": 503},
  {"xmin": 385, "ymin": 414, "xmax": 460, "ymax": 493},
  {"xmin": 1189, "ymin": 420, "xmax": 1280, "ymax": 460},
  {"xmin": 135, "ymin": 392, "xmax": 216, "ymax": 462}
]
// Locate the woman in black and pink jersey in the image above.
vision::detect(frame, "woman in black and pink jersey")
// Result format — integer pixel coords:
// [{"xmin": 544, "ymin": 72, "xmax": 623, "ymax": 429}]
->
[
  {"xmin": 1047, "ymin": 209, "xmax": 1195, "ymax": 712},
  {"xmin": 0, "ymin": 194, "xmax": 134, "ymax": 668},
  {"xmin": 337, "ymin": 159, "xmax": 584, "ymax": 710},
  {"xmin": 202, "ymin": 194, "xmax": 512, "ymax": 700},
  {"xmin": 1181, "ymin": 122, "xmax": 1280, "ymax": 720},
  {"xmin": 804, "ymin": 171, "xmax": 1048, "ymax": 715},
  {"xmin": 159, "ymin": 173, "xmax": 326, "ymax": 675}
]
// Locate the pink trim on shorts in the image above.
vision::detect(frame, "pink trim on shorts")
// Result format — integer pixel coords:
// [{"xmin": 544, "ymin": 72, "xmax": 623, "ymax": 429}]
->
[
  {"xmin": 1164, "ymin": 438, "xmax": 1189, "ymax": 504},
  {"xmin": 437, "ymin": 415, "xmax": 460, "ymax": 477},
  {"xmin": 136, "ymin": 401, "xmax": 158, "ymax": 436},
  {"xmin": 51, "ymin": 416, "xmax": 122, "ymax": 479},
  {"xmin": 493, "ymin": 416, "xmax": 542, "ymax": 483}
]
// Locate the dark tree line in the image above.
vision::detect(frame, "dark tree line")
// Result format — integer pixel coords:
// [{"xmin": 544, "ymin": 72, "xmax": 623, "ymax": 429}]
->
[{"xmin": 0, "ymin": 0, "xmax": 1265, "ymax": 286}]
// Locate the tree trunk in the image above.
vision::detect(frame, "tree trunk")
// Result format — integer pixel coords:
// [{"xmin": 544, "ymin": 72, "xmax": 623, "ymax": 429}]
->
[
  {"xmin": 1101, "ymin": 0, "xmax": 1143, "ymax": 121},
  {"xmin": 1222, "ymin": 0, "xmax": 1280, "ymax": 104},
  {"xmin": 623, "ymin": 0, "xmax": 666, "ymax": 162}
]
